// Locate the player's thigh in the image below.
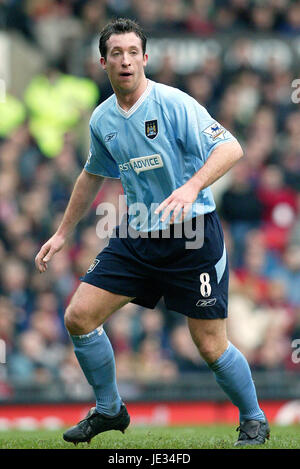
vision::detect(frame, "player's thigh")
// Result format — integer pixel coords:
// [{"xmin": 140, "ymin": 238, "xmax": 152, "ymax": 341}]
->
[
  {"xmin": 188, "ymin": 317, "xmax": 228, "ymax": 363},
  {"xmin": 65, "ymin": 282, "xmax": 134, "ymax": 334}
]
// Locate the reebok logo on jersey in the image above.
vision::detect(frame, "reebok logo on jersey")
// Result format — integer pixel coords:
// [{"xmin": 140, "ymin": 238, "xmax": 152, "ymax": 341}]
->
[
  {"xmin": 104, "ymin": 131, "xmax": 118, "ymax": 142},
  {"xmin": 203, "ymin": 122, "xmax": 226, "ymax": 140},
  {"xmin": 119, "ymin": 154, "xmax": 164, "ymax": 174}
]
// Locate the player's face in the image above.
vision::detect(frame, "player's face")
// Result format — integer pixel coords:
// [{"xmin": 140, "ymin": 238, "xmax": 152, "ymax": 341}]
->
[{"xmin": 100, "ymin": 32, "xmax": 148, "ymax": 95}]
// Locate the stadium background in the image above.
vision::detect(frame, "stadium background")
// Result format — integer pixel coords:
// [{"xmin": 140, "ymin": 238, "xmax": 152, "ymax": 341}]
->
[{"xmin": 0, "ymin": 0, "xmax": 300, "ymax": 430}]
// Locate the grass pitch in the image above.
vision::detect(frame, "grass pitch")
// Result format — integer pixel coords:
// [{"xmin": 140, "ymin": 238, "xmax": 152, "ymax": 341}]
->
[{"xmin": 0, "ymin": 424, "xmax": 299, "ymax": 449}]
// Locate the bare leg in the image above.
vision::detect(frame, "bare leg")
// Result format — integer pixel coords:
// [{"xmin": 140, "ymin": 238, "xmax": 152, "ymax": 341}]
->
[
  {"xmin": 64, "ymin": 282, "xmax": 134, "ymax": 335},
  {"xmin": 187, "ymin": 317, "xmax": 228, "ymax": 364}
]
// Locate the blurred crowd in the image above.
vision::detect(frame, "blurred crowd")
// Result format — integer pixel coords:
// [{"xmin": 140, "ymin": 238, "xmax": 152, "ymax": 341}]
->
[
  {"xmin": 0, "ymin": 0, "xmax": 300, "ymax": 402},
  {"xmin": 1, "ymin": 0, "xmax": 300, "ymax": 45}
]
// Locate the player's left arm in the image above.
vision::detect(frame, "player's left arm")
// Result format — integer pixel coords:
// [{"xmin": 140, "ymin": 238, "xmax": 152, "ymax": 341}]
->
[{"xmin": 155, "ymin": 139, "xmax": 243, "ymax": 223}]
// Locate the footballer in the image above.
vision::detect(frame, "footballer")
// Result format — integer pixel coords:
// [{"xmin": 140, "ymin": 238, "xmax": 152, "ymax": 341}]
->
[{"xmin": 35, "ymin": 18, "xmax": 270, "ymax": 447}]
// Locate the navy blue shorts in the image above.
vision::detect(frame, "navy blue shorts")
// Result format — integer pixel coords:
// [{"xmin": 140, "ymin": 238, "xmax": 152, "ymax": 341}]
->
[{"xmin": 81, "ymin": 211, "xmax": 228, "ymax": 319}]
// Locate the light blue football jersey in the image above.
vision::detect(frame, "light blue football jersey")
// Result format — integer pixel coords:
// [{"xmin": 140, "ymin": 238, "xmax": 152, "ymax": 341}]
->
[{"xmin": 85, "ymin": 80, "xmax": 236, "ymax": 232}]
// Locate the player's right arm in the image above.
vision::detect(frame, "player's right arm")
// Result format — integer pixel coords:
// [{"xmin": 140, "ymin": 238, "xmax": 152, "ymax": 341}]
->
[{"xmin": 35, "ymin": 169, "xmax": 105, "ymax": 273}]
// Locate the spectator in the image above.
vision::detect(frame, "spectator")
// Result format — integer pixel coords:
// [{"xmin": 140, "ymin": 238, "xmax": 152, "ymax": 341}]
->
[
  {"xmin": 0, "ymin": 297, "xmax": 18, "ymax": 352},
  {"xmin": 59, "ymin": 344, "xmax": 94, "ymax": 399},
  {"xmin": 185, "ymin": 0, "xmax": 215, "ymax": 35},
  {"xmin": 8, "ymin": 330, "xmax": 55, "ymax": 387},
  {"xmin": 170, "ymin": 324, "xmax": 206, "ymax": 372},
  {"xmin": 152, "ymin": 55, "xmax": 183, "ymax": 90},
  {"xmin": 185, "ymin": 72, "xmax": 214, "ymax": 110},
  {"xmin": 131, "ymin": 0, "xmax": 160, "ymax": 32},
  {"xmin": 135, "ymin": 337, "xmax": 178, "ymax": 383},
  {"xmin": 278, "ymin": 1, "xmax": 300, "ymax": 35},
  {"xmin": 220, "ymin": 160, "xmax": 263, "ymax": 267},
  {"xmin": 251, "ymin": 5, "xmax": 276, "ymax": 32},
  {"xmin": 157, "ymin": 0, "xmax": 187, "ymax": 33},
  {"xmin": 228, "ymin": 0, "xmax": 251, "ymax": 29},
  {"xmin": 269, "ymin": 245, "xmax": 300, "ymax": 308},
  {"xmin": 256, "ymin": 165, "xmax": 298, "ymax": 251},
  {"xmin": 215, "ymin": 6, "xmax": 238, "ymax": 32},
  {"xmin": 0, "ymin": 258, "xmax": 30, "ymax": 315}
]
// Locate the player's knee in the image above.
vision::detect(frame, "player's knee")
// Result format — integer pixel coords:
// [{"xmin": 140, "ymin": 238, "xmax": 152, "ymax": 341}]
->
[
  {"xmin": 193, "ymin": 335, "xmax": 225, "ymax": 364},
  {"xmin": 64, "ymin": 304, "xmax": 88, "ymax": 335},
  {"xmin": 197, "ymin": 340, "xmax": 217, "ymax": 363}
]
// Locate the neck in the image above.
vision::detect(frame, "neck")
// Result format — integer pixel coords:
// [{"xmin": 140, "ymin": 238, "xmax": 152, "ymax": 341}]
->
[{"xmin": 115, "ymin": 77, "xmax": 148, "ymax": 112}]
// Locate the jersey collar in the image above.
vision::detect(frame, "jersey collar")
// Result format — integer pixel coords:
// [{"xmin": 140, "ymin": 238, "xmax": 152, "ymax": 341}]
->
[{"xmin": 116, "ymin": 80, "xmax": 154, "ymax": 119}]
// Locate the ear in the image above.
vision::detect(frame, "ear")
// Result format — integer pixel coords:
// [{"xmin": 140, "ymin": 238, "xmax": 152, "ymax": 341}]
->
[
  {"xmin": 100, "ymin": 57, "xmax": 106, "ymax": 70},
  {"xmin": 143, "ymin": 53, "xmax": 148, "ymax": 68}
]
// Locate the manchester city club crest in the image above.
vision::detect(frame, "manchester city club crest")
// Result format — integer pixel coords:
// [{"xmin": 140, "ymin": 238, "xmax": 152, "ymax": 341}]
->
[{"xmin": 145, "ymin": 119, "xmax": 158, "ymax": 139}]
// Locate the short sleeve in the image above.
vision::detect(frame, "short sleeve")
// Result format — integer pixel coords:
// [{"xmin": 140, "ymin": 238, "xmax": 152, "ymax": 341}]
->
[
  {"xmin": 198, "ymin": 117, "xmax": 237, "ymax": 161},
  {"xmin": 84, "ymin": 124, "xmax": 120, "ymax": 179},
  {"xmin": 170, "ymin": 93, "xmax": 237, "ymax": 163}
]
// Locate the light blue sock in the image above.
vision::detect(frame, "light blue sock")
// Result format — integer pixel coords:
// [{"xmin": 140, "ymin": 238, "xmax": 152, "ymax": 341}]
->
[
  {"xmin": 209, "ymin": 342, "xmax": 265, "ymax": 422},
  {"xmin": 70, "ymin": 326, "xmax": 122, "ymax": 417}
]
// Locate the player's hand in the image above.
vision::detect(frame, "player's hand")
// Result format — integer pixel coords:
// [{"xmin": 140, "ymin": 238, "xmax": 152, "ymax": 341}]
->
[
  {"xmin": 155, "ymin": 180, "xmax": 199, "ymax": 224},
  {"xmin": 35, "ymin": 233, "xmax": 66, "ymax": 273}
]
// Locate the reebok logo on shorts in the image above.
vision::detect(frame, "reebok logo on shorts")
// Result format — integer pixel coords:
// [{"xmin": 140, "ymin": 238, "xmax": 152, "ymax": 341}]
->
[
  {"xmin": 196, "ymin": 298, "xmax": 217, "ymax": 307},
  {"xmin": 87, "ymin": 259, "xmax": 100, "ymax": 273}
]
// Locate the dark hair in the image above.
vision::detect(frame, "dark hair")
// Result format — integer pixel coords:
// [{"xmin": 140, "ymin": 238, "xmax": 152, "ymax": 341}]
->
[{"xmin": 99, "ymin": 18, "xmax": 147, "ymax": 59}]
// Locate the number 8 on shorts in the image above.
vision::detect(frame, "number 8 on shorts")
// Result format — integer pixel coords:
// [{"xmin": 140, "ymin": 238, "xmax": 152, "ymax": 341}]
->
[{"xmin": 200, "ymin": 272, "xmax": 212, "ymax": 297}]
